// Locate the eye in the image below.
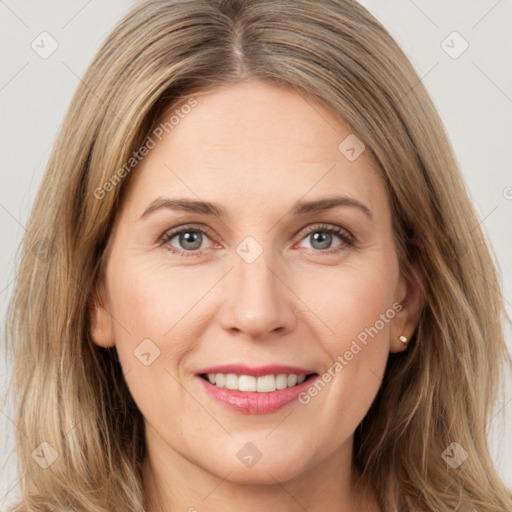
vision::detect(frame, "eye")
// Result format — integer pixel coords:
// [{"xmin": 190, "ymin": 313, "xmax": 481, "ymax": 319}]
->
[
  {"xmin": 295, "ymin": 223, "xmax": 355, "ymax": 254},
  {"xmin": 159, "ymin": 223, "xmax": 356, "ymax": 257},
  {"xmin": 159, "ymin": 225, "xmax": 216, "ymax": 257}
]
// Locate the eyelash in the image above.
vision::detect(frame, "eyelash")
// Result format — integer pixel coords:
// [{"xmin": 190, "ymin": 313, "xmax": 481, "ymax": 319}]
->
[{"xmin": 159, "ymin": 223, "xmax": 356, "ymax": 257}]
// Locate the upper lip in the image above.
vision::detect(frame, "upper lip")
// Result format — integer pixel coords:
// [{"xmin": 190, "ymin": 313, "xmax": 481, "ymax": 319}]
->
[{"xmin": 196, "ymin": 364, "xmax": 317, "ymax": 377}]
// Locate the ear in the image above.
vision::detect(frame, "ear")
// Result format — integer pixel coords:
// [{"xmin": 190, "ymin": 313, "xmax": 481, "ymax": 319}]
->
[
  {"xmin": 89, "ymin": 280, "xmax": 115, "ymax": 348},
  {"xmin": 389, "ymin": 265, "xmax": 425, "ymax": 353}
]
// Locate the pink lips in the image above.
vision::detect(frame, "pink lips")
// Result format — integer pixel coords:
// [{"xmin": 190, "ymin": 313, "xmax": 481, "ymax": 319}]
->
[{"xmin": 195, "ymin": 364, "xmax": 318, "ymax": 414}]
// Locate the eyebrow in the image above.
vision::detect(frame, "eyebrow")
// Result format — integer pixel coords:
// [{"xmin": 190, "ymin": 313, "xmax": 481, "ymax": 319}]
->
[{"xmin": 140, "ymin": 195, "xmax": 373, "ymax": 220}]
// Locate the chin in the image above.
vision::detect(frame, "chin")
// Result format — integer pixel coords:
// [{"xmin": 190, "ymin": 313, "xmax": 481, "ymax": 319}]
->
[
  {"xmin": 213, "ymin": 461, "xmax": 307, "ymax": 485},
  {"xmin": 197, "ymin": 444, "xmax": 313, "ymax": 485}
]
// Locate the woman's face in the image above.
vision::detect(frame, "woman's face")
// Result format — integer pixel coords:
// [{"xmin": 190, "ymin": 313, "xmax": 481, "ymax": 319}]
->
[{"xmin": 91, "ymin": 80, "xmax": 422, "ymax": 485}]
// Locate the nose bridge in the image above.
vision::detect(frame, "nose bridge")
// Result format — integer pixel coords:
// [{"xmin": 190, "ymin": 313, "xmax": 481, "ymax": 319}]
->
[{"xmin": 217, "ymin": 238, "xmax": 296, "ymax": 338}]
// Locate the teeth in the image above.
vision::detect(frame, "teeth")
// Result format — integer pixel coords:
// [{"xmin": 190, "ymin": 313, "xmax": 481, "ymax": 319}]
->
[
  {"xmin": 205, "ymin": 372, "xmax": 311, "ymax": 392},
  {"xmin": 257, "ymin": 375, "xmax": 275, "ymax": 392},
  {"xmin": 275, "ymin": 374, "xmax": 288, "ymax": 390},
  {"xmin": 239, "ymin": 375, "xmax": 257, "ymax": 392},
  {"xmin": 225, "ymin": 373, "xmax": 238, "ymax": 390},
  {"xmin": 215, "ymin": 373, "xmax": 225, "ymax": 387},
  {"xmin": 287, "ymin": 374, "xmax": 297, "ymax": 387}
]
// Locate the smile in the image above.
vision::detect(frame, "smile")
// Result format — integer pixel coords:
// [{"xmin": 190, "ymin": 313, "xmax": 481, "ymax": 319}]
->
[
  {"xmin": 199, "ymin": 372, "xmax": 314, "ymax": 392},
  {"xmin": 196, "ymin": 366, "xmax": 319, "ymax": 414}
]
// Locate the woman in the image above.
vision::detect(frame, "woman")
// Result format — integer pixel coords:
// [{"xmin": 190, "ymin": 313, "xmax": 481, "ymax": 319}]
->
[{"xmin": 4, "ymin": 0, "xmax": 512, "ymax": 511}]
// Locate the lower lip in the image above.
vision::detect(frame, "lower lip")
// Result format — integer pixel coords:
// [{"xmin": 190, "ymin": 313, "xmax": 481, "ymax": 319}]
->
[{"xmin": 196, "ymin": 375, "xmax": 319, "ymax": 414}]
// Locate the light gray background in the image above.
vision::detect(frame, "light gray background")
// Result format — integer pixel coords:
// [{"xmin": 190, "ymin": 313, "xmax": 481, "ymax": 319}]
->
[{"xmin": 1, "ymin": 0, "xmax": 511, "ymax": 509}]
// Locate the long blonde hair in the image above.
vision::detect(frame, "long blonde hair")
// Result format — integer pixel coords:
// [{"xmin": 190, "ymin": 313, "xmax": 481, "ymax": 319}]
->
[{"xmin": 4, "ymin": 0, "xmax": 511, "ymax": 510}]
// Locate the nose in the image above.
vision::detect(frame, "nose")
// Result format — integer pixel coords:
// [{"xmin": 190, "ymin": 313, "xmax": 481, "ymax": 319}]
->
[{"xmin": 216, "ymin": 250, "xmax": 297, "ymax": 341}]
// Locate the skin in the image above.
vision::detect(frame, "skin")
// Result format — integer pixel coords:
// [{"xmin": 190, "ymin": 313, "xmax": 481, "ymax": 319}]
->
[{"xmin": 90, "ymin": 80, "xmax": 424, "ymax": 512}]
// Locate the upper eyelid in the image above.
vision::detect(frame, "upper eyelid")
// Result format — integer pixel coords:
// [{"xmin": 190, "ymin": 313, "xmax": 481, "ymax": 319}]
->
[
  {"xmin": 161, "ymin": 223, "xmax": 217, "ymax": 241},
  {"xmin": 299, "ymin": 223, "xmax": 352, "ymax": 237}
]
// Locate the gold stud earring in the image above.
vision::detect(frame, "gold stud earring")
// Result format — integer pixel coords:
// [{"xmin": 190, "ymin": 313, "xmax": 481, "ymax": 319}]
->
[{"xmin": 399, "ymin": 335, "xmax": 408, "ymax": 345}]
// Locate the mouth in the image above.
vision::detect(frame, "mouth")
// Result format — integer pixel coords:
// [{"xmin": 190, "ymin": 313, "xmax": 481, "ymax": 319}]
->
[
  {"xmin": 194, "ymin": 365, "xmax": 320, "ymax": 414},
  {"xmin": 197, "ymin": 372, "xmax": 318, "ymax": 392}
]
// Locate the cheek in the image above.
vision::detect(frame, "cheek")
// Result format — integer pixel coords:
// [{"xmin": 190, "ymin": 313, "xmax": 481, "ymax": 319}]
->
[
  {"xmin": 297, "ymin": 258, "xmax": 397, "ymax": 403},
  {"xmin": 107, "ymin": 256, "xmax": 204, "ymax": 343},
  {"xmin": 103, "ymin": 258, "xmax": 176, "ymax": 378},
  {"xmin": 298, "ymin": 257, "xmax": 398, "ymax": 345},
  {"xmin": 105, "ymin": 263, "xmax": 197, "ymax": 427}
]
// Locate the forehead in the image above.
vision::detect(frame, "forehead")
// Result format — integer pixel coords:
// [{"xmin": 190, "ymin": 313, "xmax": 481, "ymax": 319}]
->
[{"xmin": 121, "ymin": 80, "xmax": 387, "ymax": 219}]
